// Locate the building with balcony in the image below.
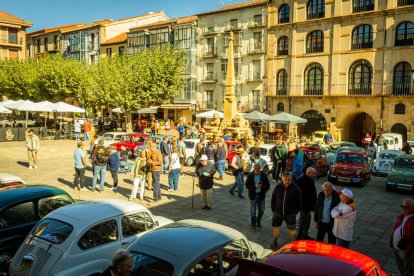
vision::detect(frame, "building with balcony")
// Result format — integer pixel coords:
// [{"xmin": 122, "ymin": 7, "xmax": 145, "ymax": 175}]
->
[
  {"xmin": 0, "ymin": 10, "xmax": 32, "ymax": 60},
  {"xmin": 127, "ymin": 16, "xmax": 198, "ymax": 121},
  {"xmin": 267, "ymin": 0, "xmax": 414, "ymax": 142},
  {"xmin": 197, "ymin": 0, "xmax": 269, "ymax": 113},
  {"xmin": 101, "ymin": 32, "xmax": 127, "ymax": 57},
  {"xmin": 61, "ymin": 12, "xmax": 168, "ymax": 64}
]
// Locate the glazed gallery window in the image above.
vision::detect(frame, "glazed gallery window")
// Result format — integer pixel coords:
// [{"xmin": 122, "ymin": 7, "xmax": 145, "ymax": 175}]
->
[
  {"xmin": 395, "ymin": 21, "xmax": 414, "ymax": 46},
  {"xmin": 307, "ymin": 0, "xmax": 325, "ymax": 19},
  {"xmin": 149, "ymin": 29, "xmax": 170, "ymax": 46},
  {"xmin": 306, "ymin": 30, "xmax": 324, "ymax": 53},
  {"xmin": 393, "ymin": 62, "xmax": 412, "ymax": 96},
  {"xmin": 353, "ymin": 0, "xmax": 374, "ymax": 13},
  {"xmin": 278, "ymin": 4, "xmax": 290, "ymax": 23},
  {"xmin": 278, "ymin": 36, "xmax": 289, "ymax": 55},
  {"xmin": 276, "ymin": 69, "xmax": 288, "ymax": 96},
  {"xmin": 174, "ymin": 25, "xmax": 194, "ymax": 49},
  {"xmin": 304, "ymin": 63, "xmax": 324, "ymax": 95},
  {"xmin": 348, "ymin": 59, "xmax": 373, "ymax": 95},
  {"xmin": 352, "ymin": 24, "xmax": 373, "ymax": 49}
]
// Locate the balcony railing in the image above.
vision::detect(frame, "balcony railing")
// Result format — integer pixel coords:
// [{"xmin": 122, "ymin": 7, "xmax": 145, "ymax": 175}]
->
[
  {"xmin": 351, "ymin": 41, "xmax": 373, "ymax": 50},
  {"xmin": 173, "ymin": 91, "xmax": 196, "ymax": 103},
  {"xmin": 278, "ymin": 48, "xmax": 288, "ymax": 56},
  {"xmin": 202, "ymin": 25, "xmax": 219, "ymax": 35},
  {"xmin": 221, "ymin": 46, "xmax": 241, "ymax": 57},
  {"xmin": 201, "ymin": 101, "xmax": 215, "ymax": 109},
  {"xmin": 353, "ymin": 2, "xmax": 374, "ymax": 13},
  {"xmin": 306, "ymin": 43, "xmax": 324, "ymax": 53},
  {"xmin": 225, "ymin": 21, "xmax": 242, "ymax": 31},
  {"xmin": 395, "ymin": 36, "xmax": 414, "ymax": 46},
  {"xmin": 279, "ymin": 17, "xmax": 290, "ymax": 24},
  {"xmin": 247, "ymin": 72, "xmax": 262, "ymax": 82},
  {"xmin": 247, "ymin": 44, "xmax": 265, "ymax": 54},
  {"xmin": 202, "ymin": 48, "xmax": 217, "ymax": 58},
  {"xmin": 398, "ymin": 0, "xmax": 414, "ymax": 6},
  {"xmin": 392, "ymin": 83, "xmax": 413, "ymax": 96},
  {"xmin": 0, "ymin": 36, "xmax": 23, "ymax": 45},
  {"xmin": 249, "ymin": 102, "xmax": 262, "ymax": 111},
  {"xmin": 202, "ymin": 73, "xmax": 217, "ymax": 82},
  {"xmin": 248, "ymin": 16, "xmax": 265, "ymax": 28}
]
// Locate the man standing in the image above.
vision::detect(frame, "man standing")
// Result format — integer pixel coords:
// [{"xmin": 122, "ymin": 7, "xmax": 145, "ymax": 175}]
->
[
  {"xmin": 177, "ymin": 136, "xmax": 187, "ymax": 176},
  {"xmin": 362, "ymin": 133, "xmax": 373, "ymax": 149},
  {"xmin": 73, "ymin": 141, "xmax": 87, "ymax": 191},
  {"xmin": 148, "ymin": 143, "xmax": 163, "ymax": 204},
  {"xmin": 245, "ymin": 163, "xmax": 270, "ymax": 232},
  {"xmin": 215, "ymin": 142, "xmax": 226, "ymax": 181},
  {"xmin": 323, "ymin": 130, "xmax": 334, "ymax": 144},
  {"xmin": 195, "ymin": 137, "xmax": 206, "ymax": 166},
  {"xmin": 26, "ymin": 129, "xmax": 40, "ymax": 169},
  {"xmin": 229, "ymin": 147, "xmax": 245, "ymax": 199},
  {"xmin": 275, "ymin": 139, "xmax": 288, "ymax": 182},
  {"xmin": 194, "ymin": 154, "xmax": 216, "ymax": 210},
  {"xmin": 205, "ymin": 142, "xmax": 215, "ymax": 165},
  {"xmin": 270, "ymin": 141, "xmax": 279, "ymax": 180},
  {"xmin": 296, "ymin": 167, "xmax": 318, "ymax": 240},
  {"xmin": 108, "ymin": 145, "xmax": 121, "ymax": 193},
  {"xmin": 83, "ymin": 120, "xmax": 91, "ymax": 143},
  {"xmin": 391, "ymin": 198, "xmax": 414, "ymax": 276},
  {"xmin": 270, "ymin": 171, "xmax": 302, "ymax": 249},
  {"xmin": 74, "ymin": 120, "xmax": 81, "ymax": 141},
  {"xmin": 314, "ymin": 182, "xmax": 340, "ymax": 244},
  {"xmin": 292, "ymin": 145, "xmax": 304, "ymax": 182},
  {"xmin": 90, "ymin": 140, "xmax": 109, "ymax": 192},
  {"xmin": 331, "ymin": 188, "xmax": 356, "ymax": 248},
  {"xmin": 160, "ymin": 136, "xmax": 171, "ymax": 174}
]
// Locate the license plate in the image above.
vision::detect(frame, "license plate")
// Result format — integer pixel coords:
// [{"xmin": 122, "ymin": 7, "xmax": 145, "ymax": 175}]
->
[
  {"xmin": 18, "ymin": 259, "xmax": 33, "ymax": 276},
  {"xmin": 398, "ymin": 185, "xmax": 413, "ymax": 191},
  {"xmin": 338, "ymin": 177, "xmax": 351, "ymax": 183}
]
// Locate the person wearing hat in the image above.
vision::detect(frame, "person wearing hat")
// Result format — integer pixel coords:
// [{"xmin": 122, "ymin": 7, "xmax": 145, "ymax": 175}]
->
[
  {"xmin": 193, "ymin": 154, "xmax": 216, "ymax": 210},
  {"xmin": 331, "ymin": 188, "xmax": 357, "ymax": 248},
  {"xmin": 229, "ymin": 147, "xmax": 245, "ymax": 199}
]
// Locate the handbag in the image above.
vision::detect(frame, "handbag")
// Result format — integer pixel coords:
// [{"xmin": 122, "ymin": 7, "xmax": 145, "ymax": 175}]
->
[
  {"xmin": 398, "ymin": 238, "xmax": 410, "ymax": 250},
  {"xmin": 169, "ymin": 155, "xmax": 179, "ymax": 171}
]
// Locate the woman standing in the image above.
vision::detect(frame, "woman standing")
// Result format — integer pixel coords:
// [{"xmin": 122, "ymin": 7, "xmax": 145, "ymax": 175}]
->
[
  {"xmin": 331, "ymin": 188, "xmax": 356, "ymax": 248},
  {"xmin": 193, "ymin": 155, "xmax": 216, "ymax": 210},
  {"xmin": 130, "ymin": 150, "xmax": 148, "ymax": 201},
  {"xmin": 168, "ymin": 146, "xmax": 181, "ymax": 192}
]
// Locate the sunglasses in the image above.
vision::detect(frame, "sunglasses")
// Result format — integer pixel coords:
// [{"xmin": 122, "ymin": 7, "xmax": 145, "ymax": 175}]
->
[{"xmin": 401, "ymin": 205, "xmax": 412, "ymax": 209}]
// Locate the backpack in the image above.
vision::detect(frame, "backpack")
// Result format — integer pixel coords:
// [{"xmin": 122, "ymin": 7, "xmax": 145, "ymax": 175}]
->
[
  {"xmin": 94, "ymin": 146, "xmax": 109, "ymax": 163},
  {"xmin": 178, "ymin": 125, "xmax": 184, "ymax": 133}
]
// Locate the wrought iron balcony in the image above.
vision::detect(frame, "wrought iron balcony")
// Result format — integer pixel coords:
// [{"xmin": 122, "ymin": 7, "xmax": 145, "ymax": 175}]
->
[
  {"xmin": 353, "ymin": 1, "xmax": 374, "ymax": 13},
  {"xmin": 307, "ymin": 9, "xmax": 325, "ymax": 20},
  {"xmin": 351, "ymin": 41, "xmax": 373, "ymax": 50},
  {"xmin": 398, "ymin": 0, "xmax": 414, "ymax": 6},
  {"xmin": 202, "ymin": 25, "xmax": 219, "ymax": 35},
  {"xmin": 247, "ymin": 43, "xmax": 265, "ymax": 55},
  {"xmin": 248, "ymin": 16, "xmax": 265, "ymax": 28},
  {"xmin": 202, "ymin": 73, "xmax": 217, "ymax": 82},
  {"xmin": 202, "ymin": 48, "xmax": 218, "ymax": 58},
  {"xmin": 392, "ymin": 83, "xmax": 413, "ymax": 96},
  {"xmin": 225, "ymin": 21, "xmax": 242, "ymax": 32},
  {"xmin": 247, "ymin": 72, "xmax": 262, "ymax": 82}
]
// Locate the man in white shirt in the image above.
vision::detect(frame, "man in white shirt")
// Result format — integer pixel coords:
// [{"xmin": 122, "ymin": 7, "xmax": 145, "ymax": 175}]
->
[{"xmin": 74, "ymin": 120, "xmax": 81, "ymax": 141}]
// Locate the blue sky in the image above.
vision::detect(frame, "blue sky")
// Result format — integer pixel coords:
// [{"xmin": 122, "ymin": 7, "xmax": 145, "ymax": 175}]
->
[{"xmin": 0, "ymin": 0, "xmax": 247, "ymax": 31}]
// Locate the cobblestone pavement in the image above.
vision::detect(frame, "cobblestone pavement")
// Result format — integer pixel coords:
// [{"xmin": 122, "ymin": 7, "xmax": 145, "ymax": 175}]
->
[{"xmin": 1, "ymin": 140, "xmax": 408, "ymax": 274}]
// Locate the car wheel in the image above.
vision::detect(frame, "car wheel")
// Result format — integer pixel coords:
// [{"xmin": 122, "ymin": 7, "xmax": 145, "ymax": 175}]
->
[
  {"xmin": 360, "ymin": 177, "xmax": 367, "ymax": 187},
  {"xmin": 186, "ymin": 157, "xmax": 195, "ymax": 166}
]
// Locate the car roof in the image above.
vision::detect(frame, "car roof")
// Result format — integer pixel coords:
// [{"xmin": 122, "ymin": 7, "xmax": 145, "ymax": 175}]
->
[
  {"xmin": 125, "ymin": 133, "xmax": 148, "ymax": 137},
  {"xmin": 48, "ymin": 198, "xmax": 149, "ymax": 223},
  {"xmin": 378, "ymin": 150, "xmax": 404, "ymax": 154},
  {"xmin": 128, "ymin": 219, "xmax": 244, "ymax": 268},
  {"xmin": 0, "ymin": 185, "xmax": 72, "ymax": 210},
  {"xmin": 338, "ymin": 150, "xmax": 366, "ymax": 156},
  {"xmin": 264, "ymin": 241, "xmax": 380, "ymax": 276},
  {"xmin": 0, "ymin": 172, "xmax": 25, "ymax": 184},
  {"xmin": 396, "ymin": 154, "xmax": 414, "ymax": 160},
  {"xmin": 103, "ymin": 132, "xmax": 128, "ymax": 135}
]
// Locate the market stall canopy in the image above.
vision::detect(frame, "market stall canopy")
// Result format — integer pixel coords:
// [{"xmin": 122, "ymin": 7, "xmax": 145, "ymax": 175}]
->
[
  {"xmin": 267, "ymin": 112, "xmax": 307, "ymax": 124},
  {"xmin": 137, "ymin": 108, "xmax": 158, "ymax": 114},
  {"xmin": 112, "ymin": 108, "xmax": 124, "ymax": 114},
  {"xmin": 4, "ymin": 100, "xmax": 52, "ymax": 112},
  {"xmin": 38, "ymin": 101, "xmax": 54, "ymax": 108},
  {"xmin": 0, "ymin": 105, "xmax": 12, "ymax": 113},
  {"xmin": 196, "ymin": 110, "xmax": 224, "ymax": 119},
  {"xmin": 0, "ymin": 100, "xmax": 20, "ymax": 107},
  {"xmin": 46, "ymin": 102, "xmax": 85, "ymax": 113},
  {"xmin": 243, "ymin": 111, "xmax": 271, "ymax": 122}
]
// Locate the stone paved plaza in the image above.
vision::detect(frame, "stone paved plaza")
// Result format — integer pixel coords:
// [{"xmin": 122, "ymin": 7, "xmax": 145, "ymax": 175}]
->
[{"xmin": 0, "ymin": 140, "xmax": 408, "ymax": 274}]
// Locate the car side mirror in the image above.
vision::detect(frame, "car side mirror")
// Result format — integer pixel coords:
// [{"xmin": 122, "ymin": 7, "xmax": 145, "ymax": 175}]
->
[{"xmin": 250, "ymin": 251, "xmax": 257, "ymax": 260}]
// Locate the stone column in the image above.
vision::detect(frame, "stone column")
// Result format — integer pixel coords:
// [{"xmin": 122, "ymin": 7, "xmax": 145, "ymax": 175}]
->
[{"xmin": 222, "ymin": 31, "xmax": 237, "ymax": 127}]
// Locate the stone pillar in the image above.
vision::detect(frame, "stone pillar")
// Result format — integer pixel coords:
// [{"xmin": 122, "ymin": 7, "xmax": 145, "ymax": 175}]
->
[{"xmin": 222, "ymin": 31, "xmax": 237, "ymax": 127}]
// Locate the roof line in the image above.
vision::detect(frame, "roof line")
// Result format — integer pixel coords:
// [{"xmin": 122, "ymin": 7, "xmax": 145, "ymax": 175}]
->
[{"xmin": 197, "ymin": 0, "xmax": 269, "ymax": 16}]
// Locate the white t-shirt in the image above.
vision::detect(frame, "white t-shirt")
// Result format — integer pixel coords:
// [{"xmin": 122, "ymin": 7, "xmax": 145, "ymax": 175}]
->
[
  {"xmin": 74, "ymin": 122, "xmax": 81, "ymax": 133},
  {"xmin": 170, "ymin": 152, "xmax": 181, "ymax": 170}
]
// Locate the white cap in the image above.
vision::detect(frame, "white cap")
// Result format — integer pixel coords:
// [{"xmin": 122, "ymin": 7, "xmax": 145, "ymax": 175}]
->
[
  {"xmin": 200, "ymin": 154, "xmax": 208, "ymax": 161},
  {"xmin": 338, "ymin": 188, "xmax": 353, "ymax": 199}
]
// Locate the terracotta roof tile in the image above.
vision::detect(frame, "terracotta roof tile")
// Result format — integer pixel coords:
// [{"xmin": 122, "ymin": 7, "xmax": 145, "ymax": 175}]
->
[
  {"xmin": 28, "ymin": 23, "xmax": 86, "ymax": 37},
  {"xmin": 0, "ymin": 10, "xmax": 32, "ymax": 27},
  {"xmin": 129, "ymin": 15, "xmax": 197, "ymax": 32},
  {"xmin": 198, "ymin": 0, "xmax": 268, "ymax": 16},
  {"xmin": 101, "ymin": 32, "xmax": 128, "ymax": 46}
]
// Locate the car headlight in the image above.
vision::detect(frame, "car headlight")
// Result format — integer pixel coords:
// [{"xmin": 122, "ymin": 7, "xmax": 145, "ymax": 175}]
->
[{"xmin": 356, "ymin": 170, "xmax": 361, "ymax": 175}]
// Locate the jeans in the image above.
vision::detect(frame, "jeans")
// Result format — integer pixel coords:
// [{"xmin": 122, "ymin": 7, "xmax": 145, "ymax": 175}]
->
[
  {"xmin": 74, "ymin": 167, "xmax": 85, "ymax": 188},
  {"xmin": 168, "ymin": 168, "xmax": 180, "ymax": 190},
  {"xmin": 152, "ymin": 171, "xmax": 161, "ymax": 201},
  {"xmin": 92, "ymin": 165, "xmax": 106, "ymax": 191},
  {"xmin": 163, "ymin": 156, "xmax": 170, "ymax": 173},
  {"xmin": 119, "ymin": 161, "xmax": 133, "ymax": 173},
  {"xmin": 276, "ymin": 161, "xmax": 286, "ymax": 183},
  {"xmin": 394, "ymin": 248, "xmax": 414, "ymax": 276},
  {"xmin": 297, "ymin": 211, "xmax": 312, "ymax": 239},
  {"xmin": 110, "ymin": 170, "xmax": 118, "ymax": 188},
  {"xmin": 336, "ymin": 237, "xmax": 350, "ymax": 249},
  {"xmin": 316, "ymin": 222, "xmax": 336, "ymax": 245},
  {"xmin": 217, "ymin": 160, "xmax": 226, "ymax": 178},
  {"xmin": 250, "ymin": 194, "xmax": 265, "ymax": 227},
  {"xmin": 229, "ymin": 172, "xmax": 244, "ymax": 197},
  {"xmin": 271, "ymin": 161, "xmax": 278, "ymax": 180},
  {"xmin": 131, "ymin": 175, "xmax": 145, "ymax": 200},
  {"xmin": 84, "ymin": 131, "xmax": 90, "ymax": 141},
  {"xmin": 200, "ymin": 188, "xmax": 212, "ymax": 207},
  {"xmin": 75, "ymin": 132, "xmax": 80, "ymax": 141}
]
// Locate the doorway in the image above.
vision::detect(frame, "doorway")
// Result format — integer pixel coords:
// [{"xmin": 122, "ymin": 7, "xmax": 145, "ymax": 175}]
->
[
  {"xmin": 299, "ymin": 110, "xmax": 327, "ymax": 137},
  {"xmin": 391, "ymin": 123, "xmax": 408, "ymax": 143},
  {"xmin": 348, "ymin": 112, "xmax": 376, "ymax": 146}
]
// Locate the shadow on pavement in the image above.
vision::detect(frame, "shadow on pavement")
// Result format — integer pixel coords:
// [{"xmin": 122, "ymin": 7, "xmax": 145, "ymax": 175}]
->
[{"xmin": 17, "ymin": 161, "xmax": 29, "ymax": 168}]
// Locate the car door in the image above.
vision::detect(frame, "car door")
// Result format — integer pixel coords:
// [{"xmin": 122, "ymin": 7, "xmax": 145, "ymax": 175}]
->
[
  {"xmin": 120, "ymin": 211, "xmax": 157, "ymax": 248},
  {"xmin": 221, "ymin": 238, "xmax": 251, "ymax": 274}
]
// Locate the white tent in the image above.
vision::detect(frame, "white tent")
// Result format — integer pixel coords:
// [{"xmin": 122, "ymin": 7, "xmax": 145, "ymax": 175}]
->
[
  {"xmin": 0, "ymin": 100, "xmax": 20, "ymax": 107},
  {"xmin": 196, "ymin": 110, "xmax": 224, "ymax": 119},
  {"xmin": 46, "ymin": 102, "xmax": 85, "ymax": 113},
  {"xmin": 4, "ymin": 100, "xmax": 53, "ymax": 128},
  {"xmin": 0, "ymin": 105, "xmax": 12, "ymax": 114},
  {"xmin": 112, "ymin": 108, "xmax": 124, "ymax": 114}
]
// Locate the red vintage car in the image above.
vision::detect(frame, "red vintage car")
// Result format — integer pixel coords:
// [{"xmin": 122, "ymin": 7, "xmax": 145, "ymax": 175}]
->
[
  {"xmin": 113, "ymin": 133, "xmax": 148, "ymax": 158},
  {"xmin": 286, "ymin": 146, "xmax": 329, "ymax": 177},
  {"xmin": 234, "ymin": 241, "xmax": 387, "ymax": 276},
  {"xmin": 328, "ymin": 150, "xmax": 372, "ymax": 187},
  {"xmin": 213, "ymin": 140, "xmax": 242, "ymax": 171}
]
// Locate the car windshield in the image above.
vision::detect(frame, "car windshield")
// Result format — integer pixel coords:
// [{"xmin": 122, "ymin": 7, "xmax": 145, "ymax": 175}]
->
[
  {"xmin": 103, "ymin": 134, "xmax": 114, "ymax": 141},
  {"xmin": 121, "ymin": 136, "xmax": 134, "ymax": 142},
  {"xmin": 337, "ymin": 153, "xmax": 363, "ymax": 164},
  {"xmin": 131, "ymin": 251, "xmax": 174, "ymax": 276},
  {"xmin": 395, "ymin": 158, "xmax": 414, "ymax": 169},
  {"xmin": 32, "ymin": 218, "xmax": 73, "ymax": 244},
  {"xmin": 184, "ymin": 141, "xmax": 195, "ymax": 149},
  {"xmin": 314, "ymin": 133, "xmax": 324, "ymax": 138},
  {"xmin": 379, "ymin": 153, "xmax": 398, "ymax": 160}
]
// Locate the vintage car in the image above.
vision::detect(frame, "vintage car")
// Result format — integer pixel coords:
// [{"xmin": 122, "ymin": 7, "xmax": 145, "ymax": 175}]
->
[
  {"xmin": 378, "ymin": 133, "xmax": 403, "ymax": 151},
  {"xmin": 134, "ymin": 134, "xmax": 173, "ymax": 155},
  {"xmin": 225, "ymin": 141, "xmax": 243, "ymax": 170},
  {"xmin": 325, "ymin": 142, "xmax": 357, "ymax": 165},
  {"xmin": 245, "ymin": 144, "xmax": 274, "ymax": 175},
  {"xmin": 372, "ymin": 150, "xmax": 404, "ymax": 176},
  {"xmin": 312, "ymin": 131, "xmax": 328, "ymax": 143},
  {"xmin": 330, "ymin": 146, "xmax": 365, "ymax": 165},
  {"xmin": 285, "ymin": 146, "xmax": 329, "ymax": 177},
  {"xmin": 183, "ymin": 138, "xmax": 209, "ymax": 166},
  {"xmin": 9, "ymin": 198, "xmax": 173, "ymax": 276},
  {"xmin": 0, "ymin": 173, "xmax": 25, "ymax": 189},
  {"xmin": 408, "ymin": 140, "xmax": 414, "ymax": 155},
  {"xmin": 101, "ymin": 131, "xmax": 128, "ymax": 148},
  {"xmin": 328, "ymin": 150, "xmax": 372, "ymax": 186},
  {"xmin": 0, "ymin": 185, "xmax": 74, "ymax": 273},
  {"xmin": 232, "ymin": 241, "xmax": 387, "ymax": 276},
  {"xmin": 126, "ymin": 219, "xmax": 272, "ymax": 276},
  {"xmin": 386, "ymin": 154, "xmax": 414, "ymax": 192},
  {"xmin": 113, "ymin": 133, "xmax": 148, "ymax": 158}
]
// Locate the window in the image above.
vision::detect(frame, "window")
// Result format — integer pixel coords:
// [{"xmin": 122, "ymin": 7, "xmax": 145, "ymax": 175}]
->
[
  {"xmin": 8, "ymin": 28, "xmax": 17, "ymax": 44},
  {"xmin": 78, "ymin": 220, "xmax": 118, "ymax": 250},
  {"xmin": 277, "ymin": 102, "xmax": 285, "ymax": 111},
  {"xmin": 353, "ymin": 0, "xmax": 374, "ymax": 13},
  {"xmin": 252, "ymin": 90, "xmax": 261, "ymax": 110},
  {"xmin": 395, "ymin": 103, "xmax": 406, "ymax": 114},
  {"xmin": 121, "ymin": 212, "xmax": 155, "ymax": 237},
  {"xmin": 118, "ymin": 46, "xmax": 124, "ymax": 56},
  {"xmin": 106, "ymin": 48, "xmax": 112, "ymax": 57},
  {"xmin": 348, "ymin": 59, "xmax": 372, "ymax": 95},
  {"xmin": 54, "ymin": 35, "xmax": 58, "ymax": 50},
  {"xmin": 174, "ymin": 25, "xmax": 194, "ymax": 49},
  {"xmin": 205, "ymin": 90, "xmax": 214, "ymax": 109},
  {"xmin": 306, "ymin": 30, "xmax": 324, "ymax": 53},
  {"xmin": 278, "ymin": 4, "xmax": 290, "ymax": 23},
  {"xmin": 44, "ymin": 37, "xmax": 48, "ymax": 51},
  {"xmin": 253, "ymin": 14, "xmax": 263, "ymax": 26},
  {"xmin": 149, "ymin": 29, "xmax": 170, "ymax": 47},
  {"xmin": 37, "ymin": 39, "xmax": 41, "ymax": 53},
  {"xmin": 32, "ymin": 218, "xmax": 73, "ymax": 244},
  {"xmin": 393, "ymin": 62, "xmax": 412, "ymax": 95},
  {"xmin": 352, "ymin": 25, "xmax": 373, "ymax": 49},
  {"xmin": 131, "ymin": 252, "xmax": 174, "ymax": 276},
  {"xmin": 38, "ymin": 195, "xmax": 72, "ymax": 218},
  {"xmin": 395, "ymin": 22, "xmax": 414, "ymax": 46},
  {"xmin": 222, "ymin": 239, "xmax": 250, "ymax": 273},
  {"xmin": 206, "ymin": 63, "xmax": 214, "ymax": 81},
  {"xmin": 304, "ymin": 63, "xmax": 324, "ymax": 95},
  {"xmin": 207, "ymin": 38, "xmax": 214, "ymax": 54},
  {"xmin": 188, "ymin": 253, "xmax": 220, "ymax": 275},
  {"xmin": 307, "ymin": 0, "xmax": 325, "ymax": 19},
  {"xmin": 236, "ymin": 84, "xmax": 242, "ymax": 104},
  {"xmin": 252, "ymin": 60, "xmax": 261, "ymax": 81},
  {"xmin": 0, "ymin": 202, "xmax": 35, "ymax": 228},
  {"xmin": 230, "ymin": 19, "xmax": 238, "ymax": 29},
  {"xmin": 277, "ymin": 36, "xmax": 289, "ymax": 55},
  {"xmin": 276, "ymin": 69, "xmax": 288, "ymax": 95},
  {"xmin": 90, "ymin": 33, "xmax": 95, "ymax": 49},
  {"xmin": 253, "ymin": 32, "xmax": 262, "ymax": 49},
  {"xmin": 398, "ymin": 0, "xmax": 414, "ymax": 6}
]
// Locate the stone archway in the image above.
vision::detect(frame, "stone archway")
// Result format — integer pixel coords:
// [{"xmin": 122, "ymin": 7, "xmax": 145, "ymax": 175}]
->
[
  {"xmin": 299, "ymin": 110, "xmax": 327, "ymax": 136},
  {"xmin": 391, "ymin": 123, "xmax": 408, "ymax": 142},
  {"xmin": 347, "ymin": 112, "xmax": 376, "ymax": 146}
]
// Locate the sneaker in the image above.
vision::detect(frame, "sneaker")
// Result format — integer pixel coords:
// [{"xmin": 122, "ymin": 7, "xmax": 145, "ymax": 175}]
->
[
  {"xmin": 238, "ymin": 195, "xmax": 245, "ymax": 199},
  {"xmin": 28, "ymin": 166, "xmax": 33, "ymax": 170},
  {"xmin": 250, "ymin": 226, "xmax": 256, "ymax": 232},
  {"xmin": 168, "ymin": 189, "xmax": 173, "ymax": 192},
  {"xmin": 257, "ymin": 222, "xmax": 262, "ymax": 228},
  {"xmin": 33, "ymin": 166, "xmax": 38, "ymax": 169},
  {"xmin": 111, "ymin": 187, "xmax": 118, "ymax": 193},
  {"xmin": 206, "ymin": 206, "xmax": 211, "ymax": 210},
  {"xmin": 80, "ymin": 187, "xmax": 88, "ymax": 191},
  {"xmin": 88, "ymin": 186, "xmax": 94, "ymax": 190},
  {"xmin": 229, "ymin": 190, "xmax": 234, "ymax": 196}
]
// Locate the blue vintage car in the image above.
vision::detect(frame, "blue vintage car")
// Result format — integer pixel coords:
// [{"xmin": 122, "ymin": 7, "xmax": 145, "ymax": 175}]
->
[{"xmin": 134, "ymin": 135, "xmax": 173, "ymax": 155}]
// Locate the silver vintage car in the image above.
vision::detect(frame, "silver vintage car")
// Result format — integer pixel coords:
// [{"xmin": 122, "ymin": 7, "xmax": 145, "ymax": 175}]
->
[{"xmin": 372, "ymin": 150, "xmax": 404, "ymax": 176}]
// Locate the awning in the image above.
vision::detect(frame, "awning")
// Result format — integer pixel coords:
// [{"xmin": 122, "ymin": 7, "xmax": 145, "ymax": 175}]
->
[{"xmin": 160, "ymin": 104, "xmax": 192, "ymax": 110}]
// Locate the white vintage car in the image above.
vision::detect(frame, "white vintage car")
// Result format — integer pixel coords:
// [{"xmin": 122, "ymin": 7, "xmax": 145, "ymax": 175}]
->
[
  {"xmin": 9, "ymin": 198, "xmax": 173, "ymax": 276},
  {"xmin": 101, "ymin": 131, "xmax": 128, "ymax": 148},
  {"xmin": 245, "ymin": 144, "xmax": 274, "ymax": 175},
  {"xmin": 372, "ymin": 150, "xmax": 404, "ymax": 176},
  {"xmin": 184, "ymin": 138, "xmax": 209, "ymax": 166}
]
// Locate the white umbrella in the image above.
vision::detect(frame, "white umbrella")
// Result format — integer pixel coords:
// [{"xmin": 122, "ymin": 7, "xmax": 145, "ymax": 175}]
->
[
  {"xmin": 38, "ymin": 101, "xmax": 54, "ymax": 127},
  {"xmin": 47, "ymin": 102, "xmax": 85, "ymax": 113},
  {"xmin": 137, "ymin": 107, "xmax": 157, "ymax": 114},
  {"xmin": 0, "ymin": 105, "xmax": 12, "ymax": 114},
  {"xmin": 5, "ymin": 100, "xmax": 53, "ymax": 128},
  {"xmin": 112, "ymin": 108, "xmax": 124, "ymax": 114},
  {"xmin": 196, "ymin": 110, "xmax": 224, "ymax": 119},
  {"xmin": 0, "ymin": 100, "xmax": 19, "ymax": 107},
  {"xmin": 267, "ymin": 112, "xmax": 307, "ymax": 124}
]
